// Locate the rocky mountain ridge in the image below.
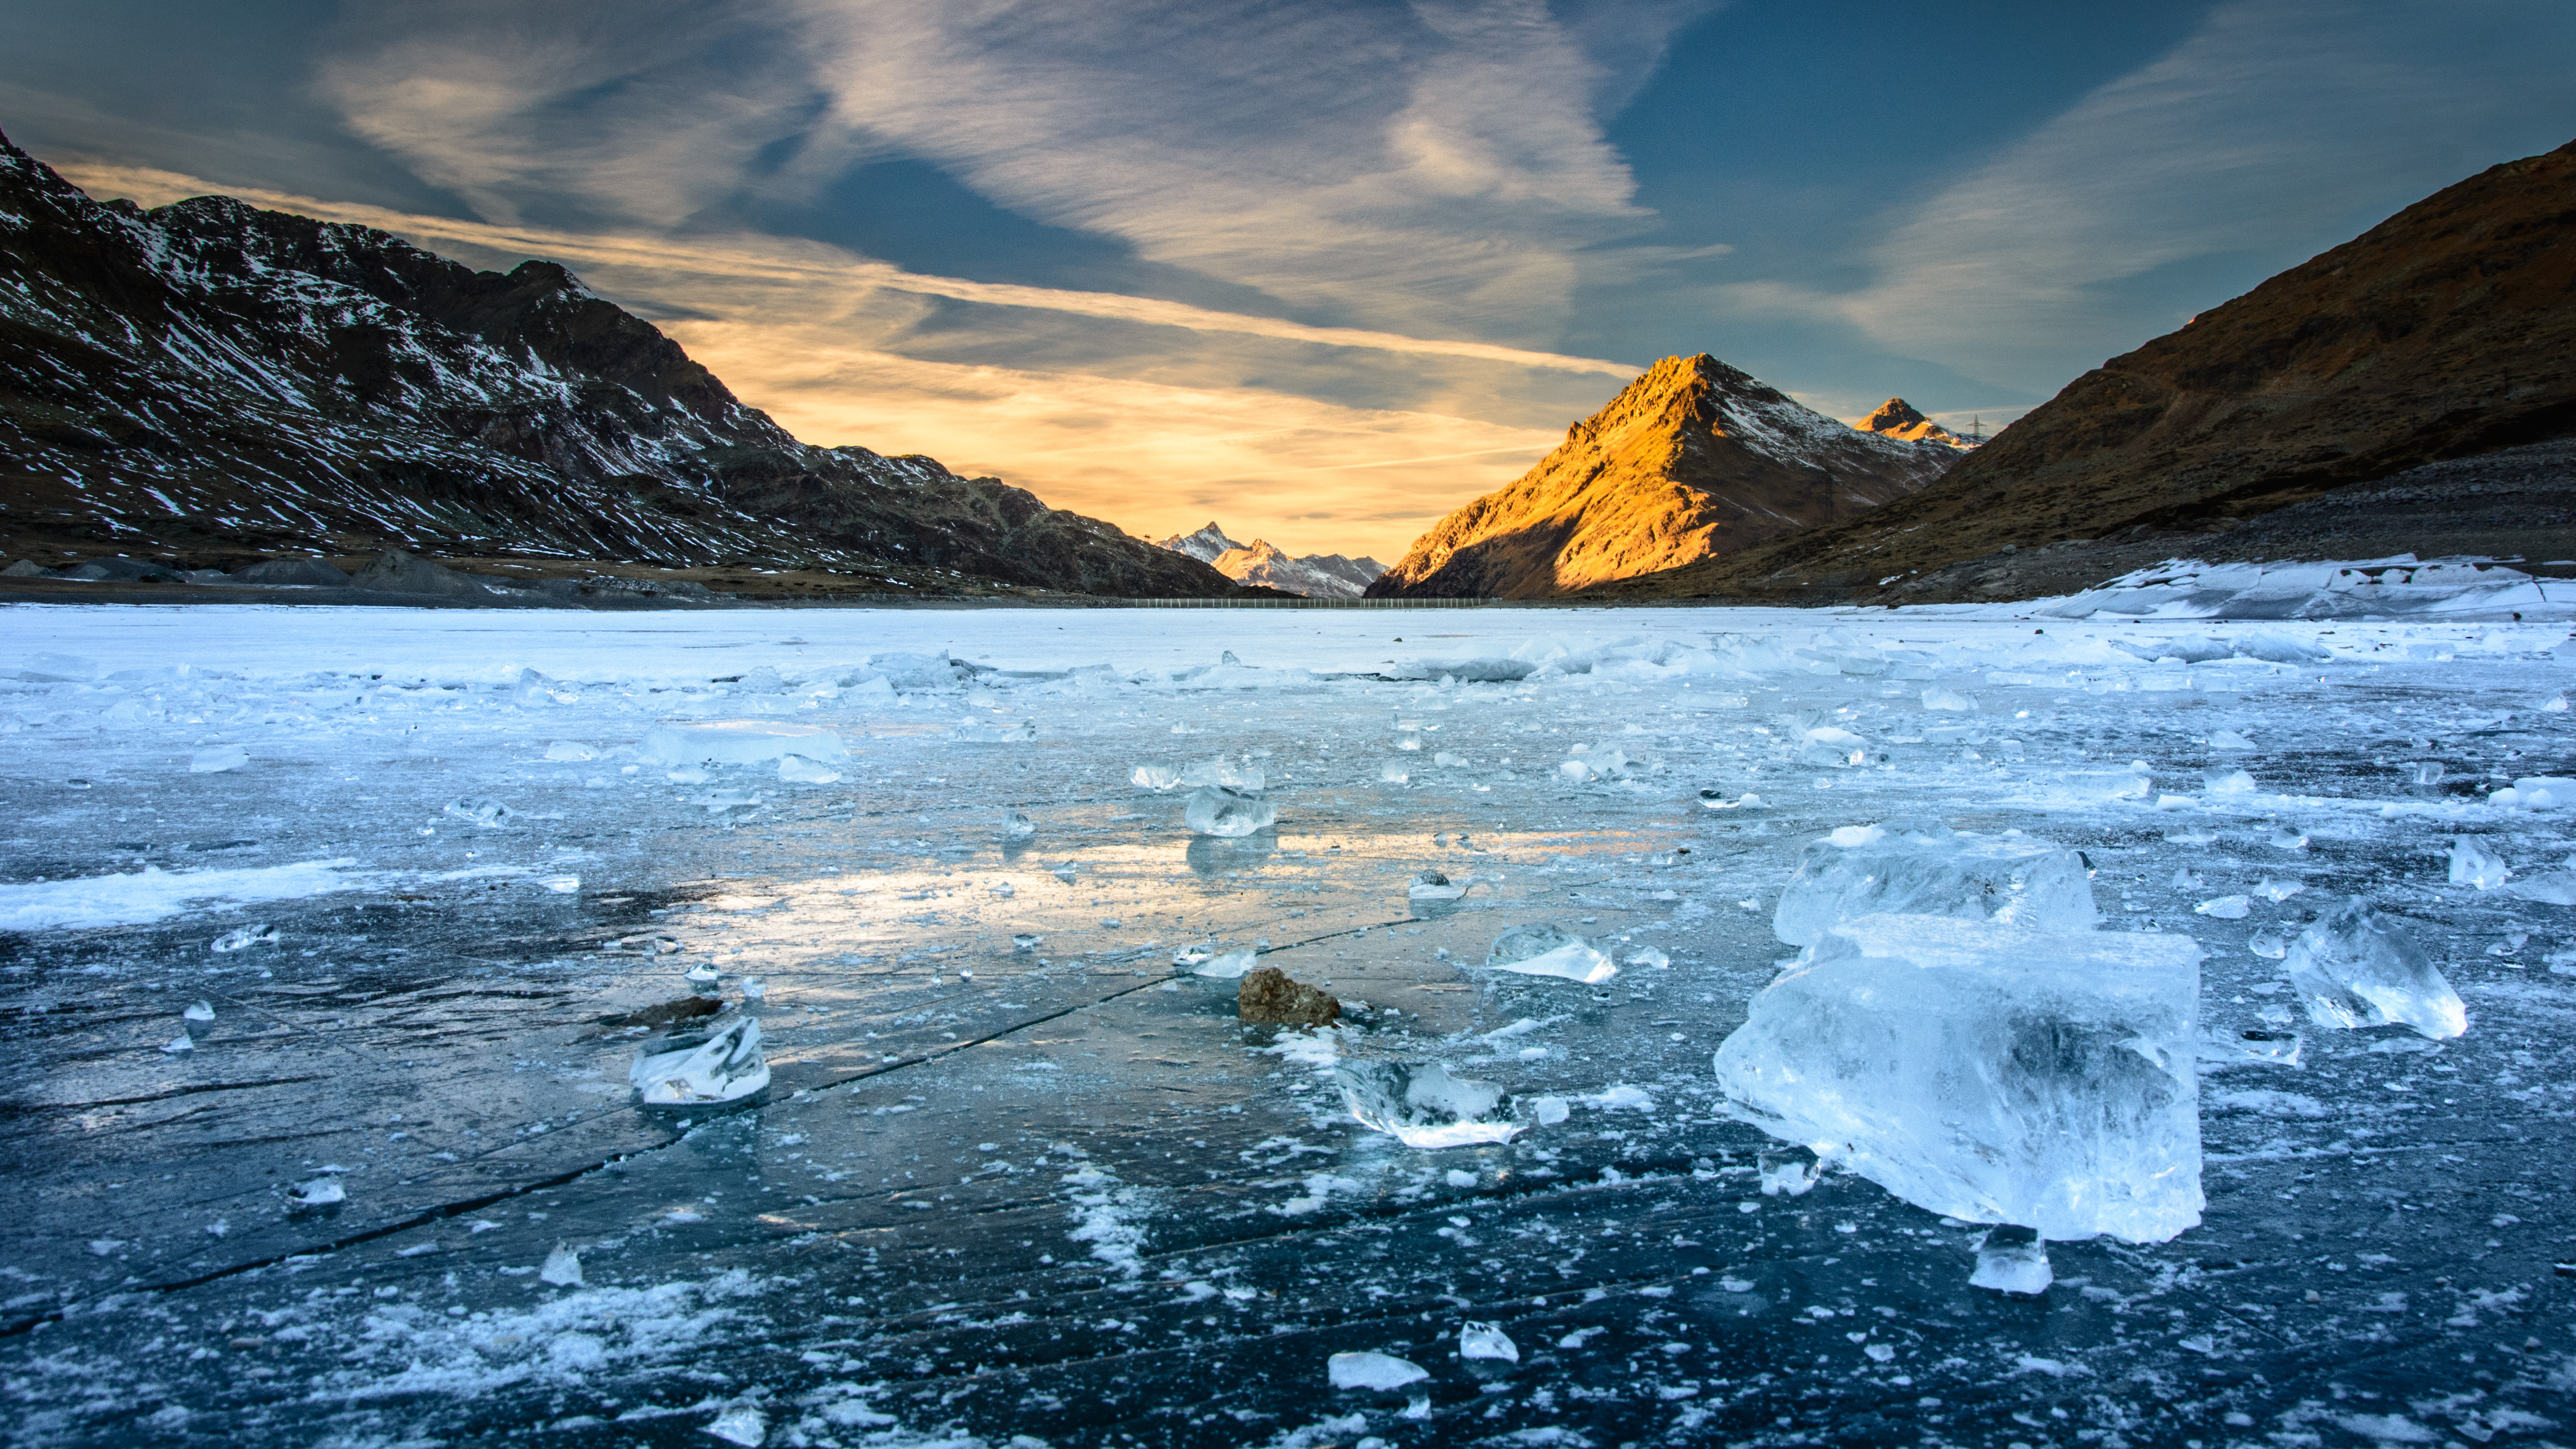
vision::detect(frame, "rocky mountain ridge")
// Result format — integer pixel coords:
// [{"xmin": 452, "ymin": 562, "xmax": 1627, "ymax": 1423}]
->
[
  {"xmin": 0, "ymin": 130, "xmax": 1233, "ymax": 597},
  {"xmin": 1857, "ymin": 398, "xmax": 1965, "ymax": 447},
  {"xmin": 1154, "ymin": 521, "xmax": 1386, "ymax": 598},
  {"xmin": 1366, "ymin": 355, "xmax": 1958, "ymax": 598},
  {"xmin": 1595, "ymin": 138, "xmax": 2576, "ymax": 603}
]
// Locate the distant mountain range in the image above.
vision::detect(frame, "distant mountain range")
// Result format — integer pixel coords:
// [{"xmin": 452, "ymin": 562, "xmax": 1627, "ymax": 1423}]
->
[
  {"xmin": 1593, "ymin": 137, "xmax": 2576, "ymax": 603},
  {"xmin": 0, "ymin": 130, "xmax": 1234, "ymax": 598},
  {"xmin": 1857, "ymin": 398, "xmax": 1967, "ymax": 448},
  {"xmin": 1156, "ymin": 522, "xmax": 1386, "ymax": 598},
  {"xmin": 1366, "ymin": 356, "xmax": 1958, "ymax": 598}
]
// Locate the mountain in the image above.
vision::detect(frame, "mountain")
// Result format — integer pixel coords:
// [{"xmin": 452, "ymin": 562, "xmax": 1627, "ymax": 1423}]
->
[
  {"xmin": 1157, "ymin": 522, "xmax": 1244, "ymax": 564},
  {"xmin": 1591, "ymin": 138, "xmax": 2576, "ymax": 603},
  {"xmin": 0, "ymin": 130, "xmax": 1234, "ymax": 597},
  {"xmin": 1154, "ymin": 522, "xmax": 1386, "ymax": 598},
  {"xmin": 1857, "ymin": 398, "xmax": 1964, "ymax": 447},
  {"xmin": 1365, "ymin": 355, "xmax": 1958, "ymax": 598},
  {"xmin": 1208, "ymin": 540, "xmax": 1386, "ymax": 598}
]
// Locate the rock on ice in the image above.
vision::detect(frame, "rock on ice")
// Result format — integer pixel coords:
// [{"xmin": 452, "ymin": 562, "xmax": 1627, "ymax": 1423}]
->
[
  {"xmin": 1712, "ymin": 914, "xmax": 2204, "ymax": 1243},
  {"xmin": 2283, "ymin": 898, "xmax": 2466, "ymax": 1039},
  {"xmin": 1772, "ymin": 823, "xmax": 2098, "ymax": 947}
]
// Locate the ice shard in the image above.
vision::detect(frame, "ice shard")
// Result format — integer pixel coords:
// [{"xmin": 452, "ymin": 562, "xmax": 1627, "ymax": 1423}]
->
[
  {"xmin": 1712, "ymin": 914, "xmax": 2203, "ymax": 1243},
  {"xmin": 629, "ymin": 1011, "xmax": 771, "ymax": 1105},
  {"xmin": 1772, "ymin": 823, "xmax": 2098, "ymax": 946},
  {"xmin": 2283, "ymin": 898, "xmax": 2467, "ymax": 1039},
  {"xmin": 1336, "ymin": 1061, "xmax": 1523, "ymax": 1148}
]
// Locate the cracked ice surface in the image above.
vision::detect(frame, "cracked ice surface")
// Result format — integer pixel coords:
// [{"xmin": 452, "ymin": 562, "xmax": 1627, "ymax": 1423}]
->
[{"xmin": 3, "ymin": 602, "xmax": 2574, "ymax": 1448}]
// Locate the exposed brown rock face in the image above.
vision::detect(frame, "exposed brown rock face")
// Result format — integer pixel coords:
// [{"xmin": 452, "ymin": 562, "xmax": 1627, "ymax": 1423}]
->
[
  {"xmin": 1595, "ymin": 139, "xmax": 2576, "ymax": 604},
  {"xmin": 1365, "ymin": 355, "xmax": 1956, "ymax": 598},
  {"xmin": 0, "ymin": 130, "xmax": 1234, "ymax": 596},
  {"xmin": 1858, "ymin": 398, "xmax": 1962, "ymax": 446},
  {"xmin": 1238, "ymin": 967, "xmax": 1340, "ymax": 1028}
]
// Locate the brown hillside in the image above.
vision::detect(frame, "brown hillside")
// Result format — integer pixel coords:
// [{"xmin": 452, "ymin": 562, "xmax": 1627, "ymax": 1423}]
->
[{"xmin": 1594, "ymin": 138, "xmax": 2576, "ymax": 603}]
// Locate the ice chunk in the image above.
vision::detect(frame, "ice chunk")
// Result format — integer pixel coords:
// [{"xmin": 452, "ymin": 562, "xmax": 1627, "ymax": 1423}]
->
[
  {"xmin": 2505, "ymin": 871, "xmax": 2576, "ymax": 904},
  {"xmin": 1758, "ymin": 1149, "xmax": 1821, "ymax": 1197},
  {"xmin": 1801, "ymin": 726, "xmax": 1867, "ymax": 767},
  {"xmin": 182, "ymin": 999, "xmax": 215, "ymax": 1022},
  {"xmin": 1012, "ymin": 934, "xmax": 1041, "ymax": 952},
  {"xmin": 1460, "ymin": 1322, "xmax": 1519, "ymax": 1362},
  {"xmin": 2489, "ymin": 775, "xmax": 2576, "ymax": 808},
  {"xmin": 2248, "ymin": 931, "xmax": 2289, "ymax": 959},
  {"xmin": 630, "ymin": 1012, "xmax": 771, "ymax": 1104},
  {"xmin": 210, "ymin": 923, "xmax": 278, "ymax": 953},
  {"xmin": 1484, "ymin": 924, "xmax": 1616, "ymax": 984},
  {"xmin": 161, "ymin": 1031, "xmax": 193, "ymax": 1054},
  {"xmin": 1178, "ymin": 758, "xmax": 1266, "ymax": 791},
  {"xmin": 1129, "ymin": 763, "xmax": 1182, "ymax": 791},
  {"xmin": 1772, "ymin": 823, "xmax": 2098, "ymax": 947},
  {"xmin": 1434, "ymin": 751, "xmax": 1467, "ymax": 767},
  {"xmin": 776, "ymin": 754, "xmax": 841, "ymax": 784},
  {"xmin": 189, "ymin": 744, "xmax": 248, "ymax": 774},
  {"xmin": 1407, "ymin": 871, "xmax": 1466, "ymax": 901},
  {"xmin": 444, "ymin": 796, "xmax": 514, "ymax": 827},
  {"xmin": 1970, "ymin": 1225, "xmax": 2052, "ymax": 1295},
  {"xmin": 286, "ymin": 1176, "xmax": 345, "ymax": 1211},
  {"xmin": 2283, "ymin": 899, "xmax": 2466, "ymax": 1039},
  {"xmin": 543, "ymin": 740, "xmax": 596, "ymax": 761},
  {"xmin": 2204, "ymin": 769, "xmax": 2256, "ymax": 796},
  {"xmin": 1337, "ymin": 1061, "xmax": 1521, "ymax": 1148},
  {"xmin": 1920, "ymin": 686, "xmax": 1977, "ymax": 711},
  {"xmin": 637, "ymin": 721, "xmax": 849, "ymax": 768},
  {"xmin": 1624, "ymin": 946, "xmax": 1671, "ymax": 968},
  {"xmin": 1193, "ymin": 948, "xmax": 1258, "ymax": 980},
  {"xmin": 1382, "ymin": 763, "xmax": 1411, "ymax": 784},
  {"xmin": 2210, "ymin": 730, "xmax": 2255, "ymax": 751},
  {"xmin": 539, "ymin": 1242, "xmax": 583, "ymax": 1286},
  {"xmin": 1001, "ymin": 808, "xmax": 1036, "ymax": 839},
  {"xmin": 1185, "ymin": 787, "xmax": 1276, "ymax": 837},
  {"xmin": 1712, "ymin": 914, "xmax": 2204, "ymax": 1243},
  {"xmin": 952, "ymin": 719, "xmax": 1036, "ymax": 743},
  {"xmin": 2448, "ymin": 837, "xmax": 2511, "ymax": 889},
  {"xmin": 1700, "ymin": 789, "xmax": 1764, "ymax": 811},
  {"xmin": 989, "ymin": 880, "xmax": 1016, "ymax": 898},
  {"xmin": 703, "ymin": 1405, "xmax": 766, "ymax": 1447},
  {"xmin": 535, "ymin": 874, "xmax": 580, "ymax": 894},
  {"xmin": 2195, "ymin": 895, "xmax": 2251, "ymax": 919},
  {"xmin": 685, "ymin": 963, "xmax": 722, "ymax": 988},
  {"xmin": 1328, "ymin": 1351, "xmax": 1429, "ymax": 1391},
  {"xmin": 2252, "ymin": 878, "xmax": 2304, "ymax": 902}
]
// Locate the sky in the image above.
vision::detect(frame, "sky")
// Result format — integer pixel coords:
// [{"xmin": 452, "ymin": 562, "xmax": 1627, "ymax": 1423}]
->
[{"xmin": 2, "ymin": 1, "xmax": 2571, "ymax": 563}]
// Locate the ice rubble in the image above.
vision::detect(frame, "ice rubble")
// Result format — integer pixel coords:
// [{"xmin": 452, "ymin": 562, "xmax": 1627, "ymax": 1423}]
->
[
  {"xmin": 1328, "ymin": 1351, "xmax": 1429, "ymax": 1391},
  {"xmin": 1771, "ymin": 823, "xmax": 2098, "ymax": 946},
  {"xmin": 1336, "ymin": 1061, "xmax": 1523, "ymax": 1148},
  {"xmin": 1713, "ymin": 914, "xmax": 2205, "ymax": 1243},
  {"xmin": 1483, "ymin": 924, "xmax": 1618, "ymax": 984},
  {"xmin": 629, "ymin": 1011, "xmax": 772, "ymax": 1105},
  {"xmin": 636, "ymin": 721, "xmax": 849, "ymax": 768},
  {"xmin": 2283, "ymin": 899, "xmax": 2467, "ymax": 1039}
]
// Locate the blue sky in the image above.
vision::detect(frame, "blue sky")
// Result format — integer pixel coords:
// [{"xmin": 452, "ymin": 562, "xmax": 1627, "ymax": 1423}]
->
[{"xmin": 4, "ymin": 0, "xmax": 2571, "ymax": 560}]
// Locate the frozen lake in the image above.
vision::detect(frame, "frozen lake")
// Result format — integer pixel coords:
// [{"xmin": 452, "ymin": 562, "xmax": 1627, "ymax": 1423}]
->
[{"xmin": 3, "ymin": 600, "xmax": 2572, "ymax": 1447}]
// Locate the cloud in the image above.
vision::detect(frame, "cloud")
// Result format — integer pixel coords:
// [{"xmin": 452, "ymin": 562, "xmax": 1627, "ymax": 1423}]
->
[
  {"xmin": 57, "ymin": 160, "xmax": 1582, "ymax": 559},
  {"xmin": 1715, "ymin": 0, "xmax": 2576, "ymax": 393}
]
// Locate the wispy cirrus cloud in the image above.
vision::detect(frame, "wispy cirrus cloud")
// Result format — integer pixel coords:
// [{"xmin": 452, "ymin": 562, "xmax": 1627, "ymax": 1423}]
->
[{"xmin": 60, "ymin": 161, "xmax": 1581, "ymax": 558}]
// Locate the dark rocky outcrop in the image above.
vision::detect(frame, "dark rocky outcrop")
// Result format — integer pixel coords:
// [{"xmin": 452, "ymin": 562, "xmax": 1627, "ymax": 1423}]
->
[
  {"xmin": 1366, "ymin": 355, "xmax": 1956, "ymax": 598},
  {"xmin": 0, "ymin": 129, "xmax": 1234, "ymax": 597},
  {"xmin": 1238, "ymin": 967, "xmax": 1340, "ymax": 1028},
  {"xmin": 1595, "ymin": 139, "xmax": 2576, "ymax": 603}
]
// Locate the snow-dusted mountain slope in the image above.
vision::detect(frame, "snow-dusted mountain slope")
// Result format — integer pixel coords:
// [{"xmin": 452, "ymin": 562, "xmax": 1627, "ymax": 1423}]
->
[
  {"xmin": 0, "ymin": 130, "xmax": 1230, "ymax": 596},
  {"xmin": 1154, "ymin": 522, "xmax": 1386, "ymax": 597},
  {"xmin": 1368, "ymin": 354, "xmax": 1957, "ymax": 598}
]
